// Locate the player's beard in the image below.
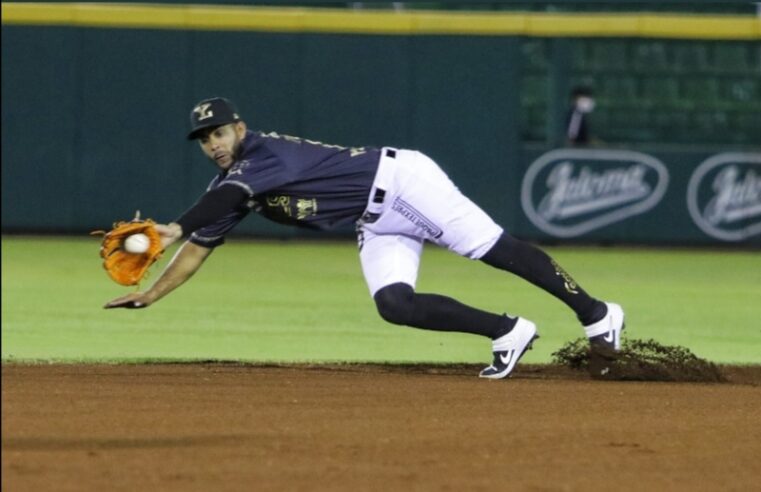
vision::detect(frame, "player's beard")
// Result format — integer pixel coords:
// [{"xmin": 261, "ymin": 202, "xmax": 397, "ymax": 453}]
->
[
  {"xmin": 231, "ymin": 135, "xmax": 243, "ymax": 162},
  {"xmin": 214, "ymin": 134, "xmax": 242, "ymax": 171}
]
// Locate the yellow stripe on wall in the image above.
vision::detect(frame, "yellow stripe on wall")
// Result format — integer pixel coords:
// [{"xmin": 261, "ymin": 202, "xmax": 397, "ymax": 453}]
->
[{"xmin": 2, "ymin": 3, "xmax": 760, "ymax": 40}]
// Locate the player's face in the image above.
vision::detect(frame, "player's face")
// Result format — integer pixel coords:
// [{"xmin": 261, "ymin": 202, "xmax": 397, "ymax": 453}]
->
[{"xmin": 198, "ymin": 122, "xmax": 247, "ymax": 171}]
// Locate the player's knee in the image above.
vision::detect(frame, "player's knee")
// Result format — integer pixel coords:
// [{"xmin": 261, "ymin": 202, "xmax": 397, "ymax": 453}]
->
[
  {"xmin": 374, "ymin": 283, "xmax": 416, "ymax": 326},
  {"xmin": 480, "ymin": 232, "xmax": 514, "ymax": 263},
  {"xmin": 481, "ymin": 232, "xmax": 533, "ymax": 270}
]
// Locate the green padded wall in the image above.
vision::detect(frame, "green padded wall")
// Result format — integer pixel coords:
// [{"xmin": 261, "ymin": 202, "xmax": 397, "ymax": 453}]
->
[{"xmin": 2, "ymin": 20, "xmax": 759, "ymax": 245}]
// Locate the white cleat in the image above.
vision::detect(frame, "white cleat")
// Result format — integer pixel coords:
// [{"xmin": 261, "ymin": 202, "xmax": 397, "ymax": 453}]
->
[
  {"xmin": 584, "ymin": 302, "xmax": 625, "ymax": 379},
  {"xmin": 479, "ymin": 318, "xmax": 539, "ymax": 380},
  {"xmin": 584, "ymin": 302, "xmax": 625, "ymax": 351}
]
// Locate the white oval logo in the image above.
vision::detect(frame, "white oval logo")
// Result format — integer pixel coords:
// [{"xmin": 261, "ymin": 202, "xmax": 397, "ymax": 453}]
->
[
  {"xmin": 521, "ymin": 149, "xmax": 669, "ymax": 237},
  {"xmin": 687, "ymin": 153, "xmax": 761, "ymax": 242}
]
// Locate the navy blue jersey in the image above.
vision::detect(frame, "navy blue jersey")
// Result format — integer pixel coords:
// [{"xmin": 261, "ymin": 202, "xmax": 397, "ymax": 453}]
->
[{"xmin": 189, "ymin": 130, "xmax": 381, "ymax": 248}]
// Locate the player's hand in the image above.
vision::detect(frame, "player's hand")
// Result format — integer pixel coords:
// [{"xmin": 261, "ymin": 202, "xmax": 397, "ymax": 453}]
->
[
  {"xmin": 155, "ymin": 223, "xmax": 183, "ymax": 250},
  {"xmin": 104, "ymin": 292, "xmax": 152, "ymax": 309}
]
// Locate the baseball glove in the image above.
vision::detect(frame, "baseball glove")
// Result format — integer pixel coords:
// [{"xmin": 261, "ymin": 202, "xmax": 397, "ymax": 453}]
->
[{"xmin": 92, "ymin": 215, "xmax": 164, "ymax": 286}]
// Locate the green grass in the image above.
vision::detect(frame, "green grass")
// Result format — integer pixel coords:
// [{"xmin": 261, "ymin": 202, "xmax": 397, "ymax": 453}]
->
[{"xmin": 2, "ymin": 236, "xmax": 760, "ymax": 364}]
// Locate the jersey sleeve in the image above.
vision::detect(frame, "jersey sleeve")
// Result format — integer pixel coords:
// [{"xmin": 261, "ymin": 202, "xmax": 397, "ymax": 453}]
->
[{"xmin": 188, "ymin": 205, "xmax": 251, "ymax": 248}]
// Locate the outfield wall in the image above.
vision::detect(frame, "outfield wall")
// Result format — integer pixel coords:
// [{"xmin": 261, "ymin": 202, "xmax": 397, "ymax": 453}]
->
[{"xmin": 2, "ymin": 4, "xmax": 759, "ymax": 244}]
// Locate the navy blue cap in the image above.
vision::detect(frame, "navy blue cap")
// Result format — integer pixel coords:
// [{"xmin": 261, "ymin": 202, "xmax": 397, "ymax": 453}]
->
[{"xmin": 187, "ymin": 97, "xmax": 241, "ymax": 140}]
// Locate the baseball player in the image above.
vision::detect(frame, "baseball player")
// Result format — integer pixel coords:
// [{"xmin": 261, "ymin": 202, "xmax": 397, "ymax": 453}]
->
[{"xmin": 105, "ymin": 97, "xmax": 625, "ymax": 379}]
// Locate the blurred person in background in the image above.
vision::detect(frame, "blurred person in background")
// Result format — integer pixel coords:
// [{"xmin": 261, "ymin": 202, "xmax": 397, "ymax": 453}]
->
[{"xmin": 565, "ymin": 86, "xmax": 597, "ymax": 146}]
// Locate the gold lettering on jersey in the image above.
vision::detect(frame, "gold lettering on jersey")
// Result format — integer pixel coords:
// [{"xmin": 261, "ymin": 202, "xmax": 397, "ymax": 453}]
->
[
  {"xmin": 551, "ymin": 259, "xmax": 579, "ymax": 294},
  {"xmin": 296, "ymin": 198, "xmax": 318, "ymax": 220},
  {"xmin": 261, "ymin": 132, "xmax": 366, "ymax": 157},
  {"xmin": 267, "ymin": 195, "xmax": 291, "ymax": 216}
]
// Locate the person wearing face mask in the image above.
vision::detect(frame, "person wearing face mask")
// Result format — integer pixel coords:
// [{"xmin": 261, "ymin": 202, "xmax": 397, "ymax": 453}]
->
[{"xmin": 565, "ymin": 86, "xmax": 596, "ymax": 146}]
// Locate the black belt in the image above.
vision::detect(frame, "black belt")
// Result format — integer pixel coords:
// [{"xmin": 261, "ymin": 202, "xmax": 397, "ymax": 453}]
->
[
  {"xmin": 359, "ymin": 149, "xmax": 395, "ymax": 225},
  {"xmin": 372, "ymin": 148, "xmax": 395, "ymax": 203},
  {"xmin": 372, "ymin": 188, "xmax": 386, "ymax": 204},
  {"xmin": 359, "ymin": 188, "xmax": 385, "ymax": 224}
]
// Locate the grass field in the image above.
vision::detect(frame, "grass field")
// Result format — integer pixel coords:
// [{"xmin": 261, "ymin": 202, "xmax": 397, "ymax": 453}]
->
[{"xmin": 2, "ymin": 235, "xmax": 760, "ymax": 365}]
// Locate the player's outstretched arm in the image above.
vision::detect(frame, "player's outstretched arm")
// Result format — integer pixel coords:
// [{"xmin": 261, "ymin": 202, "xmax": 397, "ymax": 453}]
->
[{"xmin": 104, "ymin": 240, "xmax": 213, "ymax": 309}]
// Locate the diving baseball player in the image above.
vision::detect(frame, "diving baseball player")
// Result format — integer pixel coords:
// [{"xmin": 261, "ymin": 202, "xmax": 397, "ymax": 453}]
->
[{"xmin": 105, "ymin": 97, "xmax": 625, "ymax": 379}]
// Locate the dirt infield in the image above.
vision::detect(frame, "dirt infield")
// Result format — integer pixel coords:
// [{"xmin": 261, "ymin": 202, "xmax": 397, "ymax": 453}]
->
[{"xmin": 3, "ymin": 363, "xmax": 761, "ymax": 491}]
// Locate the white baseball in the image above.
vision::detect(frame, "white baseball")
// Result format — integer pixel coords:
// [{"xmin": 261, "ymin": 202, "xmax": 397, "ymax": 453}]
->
[{"xmin": 124, "ymin": 233, "xmax": 150, "ymax": 254}]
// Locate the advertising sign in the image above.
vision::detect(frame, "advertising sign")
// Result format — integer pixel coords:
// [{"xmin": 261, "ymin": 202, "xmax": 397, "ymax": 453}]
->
[
  {"xmin": 521, "ymin": 149, "xmax": 669, "ymax": 238},
  {"xmin": 687, "ymin": 153, "xmax": 761, "ymax": 242},
  {"xmin": 521, "ymin": 148, "xmax": 760, "ymax": 244}
]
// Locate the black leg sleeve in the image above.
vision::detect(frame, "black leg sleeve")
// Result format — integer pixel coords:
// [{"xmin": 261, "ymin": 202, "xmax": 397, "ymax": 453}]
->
[
  {"xmin": 480, "ymin": 233, "xmax": 606, "ymax": 325},
  {"xmin": 374, "ymin": 283, "xmax": 515, "ymax": 340}
]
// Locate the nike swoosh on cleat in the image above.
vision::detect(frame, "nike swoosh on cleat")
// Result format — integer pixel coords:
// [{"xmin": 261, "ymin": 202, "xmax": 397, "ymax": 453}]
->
[
  {"xmin": 603, "ymin": 331, "xmax": 614, "ymax": 343},
  {"xmin": 499, "ymin": 350, "xmax": 516, "ymax": 366}
]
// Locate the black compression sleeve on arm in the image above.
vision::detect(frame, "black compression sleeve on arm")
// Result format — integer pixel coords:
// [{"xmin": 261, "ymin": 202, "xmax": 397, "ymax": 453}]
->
[{"xmin": 174, "ymin": 184, "xmax": 249, "ymax": 236}]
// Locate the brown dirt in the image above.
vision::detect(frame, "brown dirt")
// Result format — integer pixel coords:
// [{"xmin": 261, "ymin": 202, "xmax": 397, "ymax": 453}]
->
[{"xmin": 3, "ymin": 363, "xmax": 761, "ymax": 491}]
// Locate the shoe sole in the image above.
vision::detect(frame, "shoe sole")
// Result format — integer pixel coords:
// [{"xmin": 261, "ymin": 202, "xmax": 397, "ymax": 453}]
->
[{"xmin": 479, "ymin": 334, "xmax": 540, "ymax": 380}]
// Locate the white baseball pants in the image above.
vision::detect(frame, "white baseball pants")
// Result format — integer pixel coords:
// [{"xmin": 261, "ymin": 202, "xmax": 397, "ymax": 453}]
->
[{"xmin": 358, "ymin": 148, "xmax": 503, "ymax": 296}]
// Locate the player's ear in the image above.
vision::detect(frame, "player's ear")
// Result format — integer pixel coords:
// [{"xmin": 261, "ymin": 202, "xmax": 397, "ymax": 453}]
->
[{"xmin": 235, "ymin": 121, "xmax": 247, "ymax": 138}]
